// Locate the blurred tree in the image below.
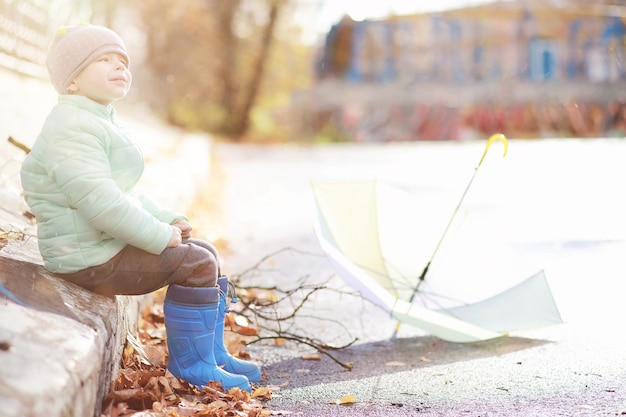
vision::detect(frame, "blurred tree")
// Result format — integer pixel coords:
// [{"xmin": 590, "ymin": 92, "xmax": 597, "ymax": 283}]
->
[
  {"xmin": 222, "ymin": 0, "xmax": 280, "ymax": 137},
  {"xmin": 215, "ymin": 0, "xmax": 242, "ymax": 135},
  {"xmin": 136, "ymin": 0, "xmax": 306, "ymax": 141}
]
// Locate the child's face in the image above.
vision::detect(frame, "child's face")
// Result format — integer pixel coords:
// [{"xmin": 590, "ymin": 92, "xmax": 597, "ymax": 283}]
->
[{"xmin": 68, "ymin": 52, "xmax": 132, "ymax": 105}]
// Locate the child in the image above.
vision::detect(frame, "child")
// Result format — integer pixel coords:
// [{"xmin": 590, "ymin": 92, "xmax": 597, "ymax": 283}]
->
[{"xmin": 20, "ymin": 24, "xmax": 260, "ymax": 392}]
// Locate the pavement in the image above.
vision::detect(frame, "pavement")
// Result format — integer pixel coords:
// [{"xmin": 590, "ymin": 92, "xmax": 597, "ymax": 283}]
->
[{"xmin": 210, "ymin": 139, "xmax": 626, "ymax": 416}]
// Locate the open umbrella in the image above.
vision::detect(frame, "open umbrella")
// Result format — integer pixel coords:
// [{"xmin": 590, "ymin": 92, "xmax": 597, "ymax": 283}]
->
[{"xmin": 311, "ymin": 135, "xmax": 562, "ymax": 342}]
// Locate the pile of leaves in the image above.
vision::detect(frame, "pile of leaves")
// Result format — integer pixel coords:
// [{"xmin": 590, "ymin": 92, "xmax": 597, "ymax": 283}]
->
[{"xmin": 101, "ymin": 289, "xmax": 276, "ymax": 417}]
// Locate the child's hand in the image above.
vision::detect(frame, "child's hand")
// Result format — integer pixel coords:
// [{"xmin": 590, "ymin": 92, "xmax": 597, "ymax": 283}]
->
[
  {"xmin": 173, "ymin": 220, "xmax": 192, "ymax": 239},
  {"xmin": 167, "ymin": 225, "xmax": 182, "ymax": 248}
]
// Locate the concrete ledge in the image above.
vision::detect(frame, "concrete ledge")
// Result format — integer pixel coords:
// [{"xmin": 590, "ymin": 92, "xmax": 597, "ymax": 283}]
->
[
  {"xmin": 0, "ymin": 236, "xmax": 145, "ymax": 417},
  {"xmin": 0, "ymin": 267, "xmax": 135, "ymax": 417}
]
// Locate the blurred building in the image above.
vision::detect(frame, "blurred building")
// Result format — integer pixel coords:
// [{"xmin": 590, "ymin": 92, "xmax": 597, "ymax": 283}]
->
[{"xmin": 297, "ymin": 0, "xmax": 626, "ymax": 140}]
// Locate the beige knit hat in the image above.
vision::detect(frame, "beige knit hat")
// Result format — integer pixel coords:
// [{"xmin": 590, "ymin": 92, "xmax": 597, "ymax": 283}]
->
[{"xmin": 46, "ymin": 23, "xmax": 130, "ymax": 94}]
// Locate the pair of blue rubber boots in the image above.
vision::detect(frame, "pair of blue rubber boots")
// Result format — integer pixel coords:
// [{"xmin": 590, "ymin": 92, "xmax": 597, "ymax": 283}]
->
[{"xmin": 163, "ymin": 276, "xmax": 261, "ymax": 392}]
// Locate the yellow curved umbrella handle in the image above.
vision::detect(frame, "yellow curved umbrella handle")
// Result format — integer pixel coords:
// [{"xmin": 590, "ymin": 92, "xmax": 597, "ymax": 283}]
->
[{"xmin": 478, "ymin": 133, "xmax": 508, "ymax": 167}]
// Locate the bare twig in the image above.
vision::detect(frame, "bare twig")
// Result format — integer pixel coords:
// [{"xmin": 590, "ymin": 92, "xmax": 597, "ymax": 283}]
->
[
  {"xmin": 248, "ymin": 335, "xmax": 354, "ymax": 370},
  {"xmin": 225, "ymin": 247, "xmax": 369, "ymax": 370},
  {"xmin": 7, "ymin": 136, "xmax": 31, "ymax": 154}
]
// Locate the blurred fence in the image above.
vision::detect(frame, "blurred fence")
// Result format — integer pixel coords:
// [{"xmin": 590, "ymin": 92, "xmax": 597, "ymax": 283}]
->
[
  {"xmin": 0, "ymin": 0, "xmax": 91, "ymax": 78},
  {"xmin": 296, "ymin": 83, "xmax": 626, "ymax": 141}
]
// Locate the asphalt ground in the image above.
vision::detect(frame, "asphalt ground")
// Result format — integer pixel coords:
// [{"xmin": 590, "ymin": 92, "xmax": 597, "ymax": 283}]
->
[{"xmin": 207, "ymin": 139, "xmax": 626, "ymax": 416}]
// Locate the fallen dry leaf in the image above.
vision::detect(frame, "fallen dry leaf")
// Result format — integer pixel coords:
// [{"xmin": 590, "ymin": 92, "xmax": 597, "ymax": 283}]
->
[
  {"xmin": 225, "ymin": 312, "xmax": 259, "ymax": 336},
  {"xmin": 246, "ymin": 288, "xmax": 279, "ymax": 304},
  {"xmin": 206, "ymin": 399, "xmax": 230, "ymax": 411},
  {"xmin": 236, "ymin": 350, "xmax": 252, "ymax": 360},
  {"xmin": 227, "ymin": 386, "xmax": 252, "ymax": 402},
  {"xmin": 234, "ymin": 314, "xmax": 250, "ymax": 327},
  {"xmin": 236, "ymin": 325, "xmax": 259, "ymax": 336},
  {"xmin": 385, "ymin": 361, "xmax": 405, "ymax": 367},
  {"xmin": 330, "ymin": 395, "xmax": 357, "ymax": 405},
  {"xmin": 252, "ymin": 386, "xmax": 272, "ymax": 400}
]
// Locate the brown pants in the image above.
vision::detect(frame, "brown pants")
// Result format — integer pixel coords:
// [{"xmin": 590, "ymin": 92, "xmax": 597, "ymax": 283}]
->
[{"xmin": 56, "ymin": 238, "xmax": 220, "ymax": 297}]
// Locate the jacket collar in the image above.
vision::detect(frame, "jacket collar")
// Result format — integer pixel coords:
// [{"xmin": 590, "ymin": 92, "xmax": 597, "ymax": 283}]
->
[{"xmin": 58, "ymin": 95, "xmax": 117, "ymax": 120}]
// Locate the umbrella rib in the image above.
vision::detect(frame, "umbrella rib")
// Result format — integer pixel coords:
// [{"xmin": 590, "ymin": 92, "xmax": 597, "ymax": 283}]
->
[
  {"xmin": 350, "ymin": 261, "xmax": 409, "ymax": 294},
  {"xmin": 347, "ymin": 255, "xmax": 417, "ymax": 293},
  {"xmin": 363, "ymin": 257, "xmax": 473, "ymax": 309},
  {"xmin": 351, "ymin": 258, "xmax": 475, "ymax": 323}
]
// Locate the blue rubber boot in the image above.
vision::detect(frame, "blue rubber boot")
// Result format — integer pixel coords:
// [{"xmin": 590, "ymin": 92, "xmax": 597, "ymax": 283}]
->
[
  {"xmin": 164, "ymin": 284, "xmax": 251, "ymax": 392},
  {"xmin": 215, "ymin": 276, "xmax": 262, "ymax": 383}
]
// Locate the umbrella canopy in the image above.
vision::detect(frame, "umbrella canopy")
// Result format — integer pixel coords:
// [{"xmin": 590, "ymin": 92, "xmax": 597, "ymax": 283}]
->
[{"xmin": 311, "ymin": 178, "xmax": 563, "ymax": 343}]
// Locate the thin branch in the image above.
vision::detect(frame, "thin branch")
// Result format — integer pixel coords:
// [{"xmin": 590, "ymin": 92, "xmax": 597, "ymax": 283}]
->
[
  {"xmin": 223, "ymin": 246, "xmax": 378, "ymax": 370},
  {"xmin": 247, "ymin": 335, "xmax": 355, "ymax": 370},
  {"xmin": 7, "ymin": 136, "xmax": 31, "ymax": 154}
]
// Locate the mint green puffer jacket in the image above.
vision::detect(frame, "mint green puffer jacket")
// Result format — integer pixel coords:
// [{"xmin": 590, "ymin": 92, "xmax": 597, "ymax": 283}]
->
[{"xmin": 20, "ymin": 95, "xmax": 185, "ymax": 273}]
